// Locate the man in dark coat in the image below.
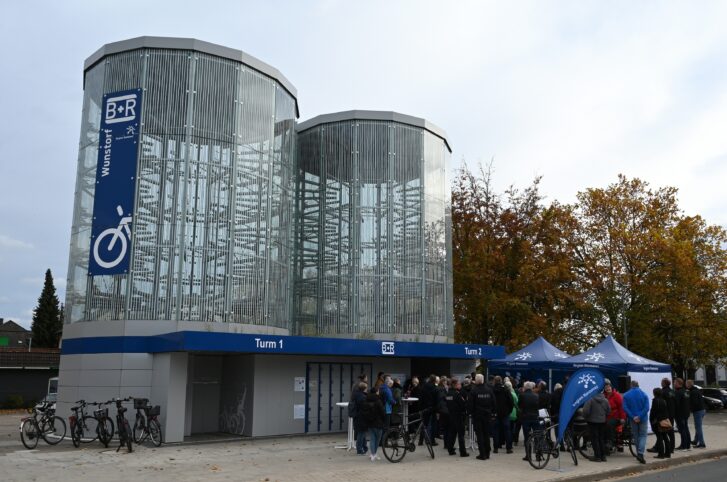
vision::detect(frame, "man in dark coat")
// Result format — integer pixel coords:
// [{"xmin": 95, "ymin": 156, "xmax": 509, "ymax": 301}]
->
[
  {"xmin": 468, "ymin": 373, "xmax": 495, "ymax": 460},
  {"xmin": 492, "ymin": 375, "xmax": 514, "ymax": 453},
  {"xmin": 674, "ymin": 378, "xmax": 692, "ymax": 450},
  {"xmin": 444, "ymin": 378, "xmax": 469, "ymax": 457},
  {"xmin": 518, "ymin": 381, "xmax": 541, "ymax": 461},
  {"xmin": 351, "ymin": 381, "xmax": 369, "ymax": 455},
  {"xmin": 419, "ymin": 374, "xmax": 439, "ymax": 446}
]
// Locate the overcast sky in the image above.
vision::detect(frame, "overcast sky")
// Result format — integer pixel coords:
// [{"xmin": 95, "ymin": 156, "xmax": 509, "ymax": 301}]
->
[{"xmin": 1, "ymin": 1, "xmax": 727, "ymax": 329}]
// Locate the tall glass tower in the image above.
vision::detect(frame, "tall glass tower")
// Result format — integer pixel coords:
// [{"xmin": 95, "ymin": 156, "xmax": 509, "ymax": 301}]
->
[
  {"xmin": 294, "ymin": 111, "xmax": 453, "ymax": 341},
  {"xmin": 65, "ymin": 37, "xmax": 298, "ymax": 332}
]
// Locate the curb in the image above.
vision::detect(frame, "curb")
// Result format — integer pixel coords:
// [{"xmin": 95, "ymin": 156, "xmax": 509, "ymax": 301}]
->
[{"xmin": 560, "ymin": 449, "xmax": 727, "ymax": 481}]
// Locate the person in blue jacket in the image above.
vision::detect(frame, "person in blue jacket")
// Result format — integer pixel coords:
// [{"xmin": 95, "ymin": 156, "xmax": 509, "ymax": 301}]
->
[
  {"xmin": 380, "ymin": 375, "xmax": 396, "ymax": 428},
  {"xmin": 623, "ymin": 380, "xmax": 650, "ymax": 464}
]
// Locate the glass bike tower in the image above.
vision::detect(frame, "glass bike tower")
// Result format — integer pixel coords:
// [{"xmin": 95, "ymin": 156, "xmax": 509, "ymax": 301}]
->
[
  {"xmin": 65, "ymin": 37, "xmax": 298, "ymax": 332},
  {"xmin": 294, "ymin": 111, "xmax": 454, "ymax": 341}
]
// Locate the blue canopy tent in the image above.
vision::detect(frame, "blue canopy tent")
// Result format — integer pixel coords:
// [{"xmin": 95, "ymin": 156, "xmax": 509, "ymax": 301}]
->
[
  {"xmin": 551, "ymin": 335, "xmax": 671, "ymax": 374},
  {"xmin": 487, "ymin": 337, "xmax": 572, "ymax": 389},
  {"xmin": 552, "ymin": 335, "xmax": 672, "ymax": 433}
]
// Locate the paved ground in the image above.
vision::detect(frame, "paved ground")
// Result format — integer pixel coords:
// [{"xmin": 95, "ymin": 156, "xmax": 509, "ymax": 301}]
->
[
  {"xmin": 1, "ymin": 410, "xmax": 726, "ymax": 482},
  {"xmin": 614, "ymin": 457, "xmax": 727, "ymax": 481}
]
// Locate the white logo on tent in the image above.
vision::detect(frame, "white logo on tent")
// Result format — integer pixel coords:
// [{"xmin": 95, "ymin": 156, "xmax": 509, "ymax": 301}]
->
[
  {"xmin": 585, "ymin": 352, "xmax": 605, "ymax": 362},
  {"xmin": 627, "ymin": 353, "xmax": 643, "ymax": 362},
  {"xmin": 553, "ymin": 352, "xmax": 568, "ymax": 359},
  {"xmin": 514, "ymin": 352, "xmax": 533, "ymax": 361}
]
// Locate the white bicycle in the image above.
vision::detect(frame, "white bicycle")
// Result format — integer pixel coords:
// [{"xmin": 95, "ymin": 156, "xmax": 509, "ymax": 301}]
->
[{"xmin": 93, "ymin": 205, "xmax": 132, "ymax": 269}]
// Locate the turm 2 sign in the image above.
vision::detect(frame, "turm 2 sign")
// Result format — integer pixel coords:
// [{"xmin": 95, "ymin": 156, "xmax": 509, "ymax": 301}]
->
[{"xmin": 88, "ymin": 89, "xmax": 142, "ymax": 276}]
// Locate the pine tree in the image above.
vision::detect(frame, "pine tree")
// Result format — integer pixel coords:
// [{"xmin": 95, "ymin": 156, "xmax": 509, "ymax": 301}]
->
[{"xmin": 30, "ymin": 269, "xmax": 62, "ymax": 348}]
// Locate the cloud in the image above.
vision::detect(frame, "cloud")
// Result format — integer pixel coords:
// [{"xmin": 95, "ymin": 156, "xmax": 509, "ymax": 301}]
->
[{"xmin": 0, "ymin": 234, "xmax": 33, "ymax": 250}]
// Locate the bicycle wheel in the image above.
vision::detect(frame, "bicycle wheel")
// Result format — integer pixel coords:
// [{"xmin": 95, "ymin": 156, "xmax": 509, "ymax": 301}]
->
[
  {"xmin": 576, "ymin": 433, "xmax": 595, "ymax": 460},
  {"xmin": 565, "ymin": 434, "xmax": 578, "ymax": 466},
  {"xmin": 124, "ymin": 420, "xmax": 133, "ymax": 453},
  {"xmin": 527, "ymin": 435, "xmax": 551, "ymax": 469},
  {"xmin": 41, "ymin": 416, "xmax": 66, "ymax": 445},
  {"xmin": 80, "ymin": 416, "xmax": 99, "ymax": 443},
  {"xmin": 148, "ymin": 419, "xmax": 162, "ymax": 447},
  {"xmin": 381, "ymin": 429, "xmax": 407, "ymax": 463},
  {"xmin": 20, "ymin": 419, "xmax": 40, "ymax": 450},
  {"xmin": 71, "ymin": 421, "xmax": 81, "ymax": 448},
  {"xmin": 133, "ymin": 415, "xmax": 145, "ymax": 444},
  {"xmin": 626, "ymin": 437, "xmax": 637, "ymax": 457},
  {"xmin": 423, "ymin": 430, "xmax": 435, "ymax": 459},
  {"xmin": 97, "ymin": 417, "xmax": 115, "ymax": 447}
]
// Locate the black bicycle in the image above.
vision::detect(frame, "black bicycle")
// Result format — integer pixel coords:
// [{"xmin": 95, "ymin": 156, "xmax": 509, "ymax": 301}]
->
[
  {"xmin": 381, "ymin": 409, "xmax": 435, "ymax": 463},
  {"xmin": 111, "ymin": 397, "xmax": 133, "ymax": 453},
  {"xmin": 69, "ymin": 400, "xmax": 99, "ymax": 448},
  {"xmin": 526, "ymin": 421, "xmax": 579, "ymax": 469},
  {"xmin": 93, "ymin": 401, "xmax": 115, "ymax": 448},
  {"xmin": 576, "ymin": 421, "xmax": 636, "ymax": 459},
  {"xmin": 132, "ymin": 398, "xmax": 162, "ymax": 446},
  {"xmin": 20, "ymin": 401, "xmax": 66, "ymax": 449}
]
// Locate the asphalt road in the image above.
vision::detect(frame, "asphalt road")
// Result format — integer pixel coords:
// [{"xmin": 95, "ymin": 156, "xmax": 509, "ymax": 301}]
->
[{"xmin": 619, "ymin": 457, "xmax": 727, "ymax": 481}]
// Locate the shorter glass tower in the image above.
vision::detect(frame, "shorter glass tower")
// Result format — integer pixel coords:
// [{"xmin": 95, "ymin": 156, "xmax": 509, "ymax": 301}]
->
[{"xmin": 294, "ymin": 111, "xmax": 453, "ymax": 341}]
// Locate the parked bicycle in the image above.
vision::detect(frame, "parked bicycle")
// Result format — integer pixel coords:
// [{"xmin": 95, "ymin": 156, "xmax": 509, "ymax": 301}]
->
[
  {"xmin": 575, "ymin": 420, "xmax": 637, "ymax": 459},
  {"xmin": 111, "ymin": 397, "xmax": 134, "ymax": 453},
  {"xmin": 93, "ymin": 401, "xmax": 115, "ymax": 448},
  {"xmin": 526, "ymin": 421, "xmax": 578, "ymax": 469},
  {"xmin": 69, "ymin": 399, "xmax": 100, "ymax": 447},
  {"xmin": 20, "ymin": 401, "xmax": 66, "ymax": 449},
  {"xmin": 132, "ymin": 398, "xmax": 162, "ymax": 446},
  {"xmin": 381, "ymin": 409, "xmax": 435, "ymax": 463}
]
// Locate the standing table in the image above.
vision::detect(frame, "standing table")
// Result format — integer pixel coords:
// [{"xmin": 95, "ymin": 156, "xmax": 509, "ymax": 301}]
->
[
  {"xmin": 401, "ymin": 397, "xmax": 419, "ymax": 427},
  {"xmin": 334, "ymin": 402, "xmax": 354, "ymax": 451}
]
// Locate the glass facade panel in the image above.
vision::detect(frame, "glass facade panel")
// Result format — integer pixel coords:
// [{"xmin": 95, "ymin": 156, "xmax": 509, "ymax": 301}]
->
[
  {"xmin": 65, "ymin": 48, "xmax": 296, "ymax": 329},
  {"xmin": 294, "ymin": 119, "xmax": 453, "ymax": 340}
]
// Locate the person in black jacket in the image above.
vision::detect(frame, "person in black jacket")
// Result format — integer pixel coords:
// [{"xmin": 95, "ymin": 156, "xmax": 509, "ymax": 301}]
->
[
  {"xmin": 649, "ymin": 388, "xmax": 670, "ymax": 459},
  {"xmin": 686, "ymin": 379, "xmax": 707, "ymax": 448},
  {"xmin": 351, "ymin": 381, "xmax": 369, "ymax": 455},
  {"xmin": 674, "ymin": 378, "xmax": 692, "ymax": 450},
  {"xmin": 436, "ymin": 377, "xmax": 450, "ymax": 444},
  {"xmin": 661, "ymin": 378, "xmax": 676, "ymax": 455},
  {"xmin": 492, "ymin": 376, "xmax": 514, "ymax": 454},
  {"xmin": 362, "ymin": 387, "xmax": 386, "ymax": 462},
  {"xmin": 550, "ymin": 383, "xmax": 564, "ymax": 450},
  {"xmin": 444, "ymin": 378, "xmax": 469, "ymax": 457},
  {"xmin": 518, "ymin": 381, "xmax": 540, "ymax": 461},
  {"xmin": 468, "ymin": 373, "xmax": 495, "ymax": 460},
  {"xmin": 419, "ymin": 375, "xmax": 439, "ymax": 446}
]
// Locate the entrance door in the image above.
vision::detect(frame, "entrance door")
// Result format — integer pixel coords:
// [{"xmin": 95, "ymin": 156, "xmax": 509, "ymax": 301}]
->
[{"xmin": 305, "ymin": 362, "xmax": 372, "ymax": 433}]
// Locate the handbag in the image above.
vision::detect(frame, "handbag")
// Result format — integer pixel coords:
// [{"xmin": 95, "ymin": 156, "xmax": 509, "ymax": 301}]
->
[{"xmin": 658, "ymin": 418, "xmax": 672, "ymax": 431}]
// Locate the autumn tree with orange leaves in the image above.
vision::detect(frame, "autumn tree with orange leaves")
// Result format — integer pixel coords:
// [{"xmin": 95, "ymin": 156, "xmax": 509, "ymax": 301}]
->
[{"xmin": 453, "ymin": 168, "xmax": 727, "ymax": 376}]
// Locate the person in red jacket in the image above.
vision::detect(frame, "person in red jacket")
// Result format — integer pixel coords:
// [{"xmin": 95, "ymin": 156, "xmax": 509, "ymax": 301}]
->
[{"xmin": 604, "ymin": 380, "xmax": 626, "ymax": 451}]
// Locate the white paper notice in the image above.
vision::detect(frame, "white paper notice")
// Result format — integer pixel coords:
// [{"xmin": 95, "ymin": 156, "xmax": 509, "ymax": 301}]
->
[
  {"xmin": 293, "ymin": 404, "xmax": 305, "ymax": 420},
  {"xmin": 294, "ymin": 377, "xmax": 306, "ymax": 392}
]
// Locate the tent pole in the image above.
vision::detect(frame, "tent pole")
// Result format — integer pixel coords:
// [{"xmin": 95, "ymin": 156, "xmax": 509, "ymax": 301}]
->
[{"xmin": 549, "ymin": 369, "xmax": 552, "ymax": 392}]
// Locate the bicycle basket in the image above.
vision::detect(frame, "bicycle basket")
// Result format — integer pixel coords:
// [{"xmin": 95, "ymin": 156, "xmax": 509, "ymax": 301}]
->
[
  {"xmin": 148, "ymin": 405, "xmax": 161, "ymax": 417},
  {"xmin": 94, "ymin": 408, "xmax": 108, "ymax": 419},
  {"xmin": 134, "ymin": 398, "xmax": 149, "ymax": 409}
]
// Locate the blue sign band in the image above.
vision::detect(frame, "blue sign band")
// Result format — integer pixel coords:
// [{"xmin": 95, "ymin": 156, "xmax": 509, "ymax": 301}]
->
[
  {"xmin": 88, "ymin": 88, "xmax": 143, "ymax": 276},
  {"xmin": 60, "ymin": 331, "xmax": 505, "ymax": 360}
]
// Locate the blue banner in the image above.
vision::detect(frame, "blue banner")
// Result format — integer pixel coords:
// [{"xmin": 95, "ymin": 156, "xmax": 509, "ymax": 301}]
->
[
  {"xmin": 88, "ymin": 89, "xmax": 142, "ymax": 276},
  {"xmin": 60, "ymin": 331, "xmax": 507, "ymax": 360},
  {"xmin": 557, "ymin": 367, "xmax": 605, "ymax": 443}
]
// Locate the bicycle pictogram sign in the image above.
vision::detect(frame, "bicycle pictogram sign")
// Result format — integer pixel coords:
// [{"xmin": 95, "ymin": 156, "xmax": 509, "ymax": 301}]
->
[{"xmin": 92, "ymin": 205, "xmax": 132, "ymax": 270}]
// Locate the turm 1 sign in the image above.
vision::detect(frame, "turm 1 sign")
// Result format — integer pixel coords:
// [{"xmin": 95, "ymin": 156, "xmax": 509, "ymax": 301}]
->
[{"xmin": 88, "ymin": 89, "xmax": 142, "ymax": 276}]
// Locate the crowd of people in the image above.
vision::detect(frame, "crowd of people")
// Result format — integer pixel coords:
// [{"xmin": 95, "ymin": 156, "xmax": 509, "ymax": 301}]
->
[{"xmin": 348, "ymin": 371, "xmax": 711, "ymax": 465}]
